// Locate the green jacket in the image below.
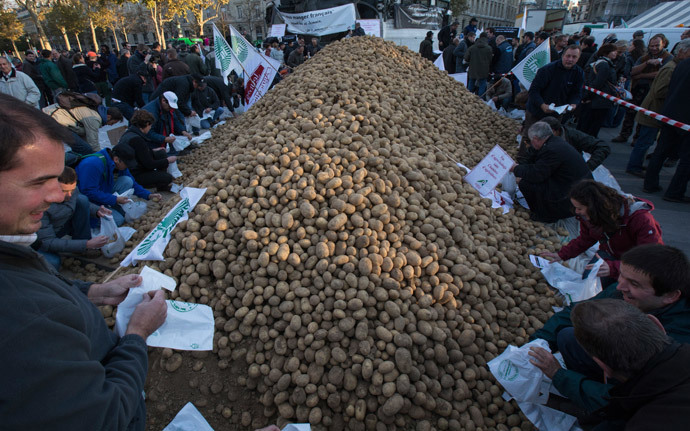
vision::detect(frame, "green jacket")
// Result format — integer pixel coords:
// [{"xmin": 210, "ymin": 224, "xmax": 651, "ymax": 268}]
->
[
  {"xmin": 464, "ymin": 37, "xmax": 493, "ymax": 80},
  {"xmin": 636, "ymin": 59, "xmax": 677, "ymax": 128},
  {"xmin": 184, "ymin": 52, "xmax": 208, "ymax": 77},
  {"xmin": 532, "ymin": 283, "xmax": 690, "ymax": 412},
  {"xmin": 38, "ymin": 58, "xmax": 68, "ymax": 90}
]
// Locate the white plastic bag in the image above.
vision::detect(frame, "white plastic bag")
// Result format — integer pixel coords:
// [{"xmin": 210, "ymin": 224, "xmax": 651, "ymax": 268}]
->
[
  {"xmin": 121, "ymin": 199, "xmax": 147, "ymax": 223},
  {"xmin": 500, "ymin": 172, "xmax": 518, "ymax": 198},
  {"xmin": 163, "ymin": 402, "xmax": 214, "ymax": 431},
  {"xmin": 172, "ymin": 135, "xmax": 191, "ymax": 152},
  {"xmin": 485, "ymin": 98, "xmax": 497, "ymax": 110},
  {"xmin": 98, "ymin": 214, "xmax": 125, "ymax": 258},
  {"xmin": 186, "ymin": 115, "xmax": 201, "ymax": 131},
  {"xmin": 168, "ymin": 161, "xmax": 183, "ymax": 178},
  {"xmin": 540, "ymin": 259, "xmax": 603, "ymax": 305},
  {"xmin": 489, "ymin": 339, "xmax": 552, "ymax": 403}
]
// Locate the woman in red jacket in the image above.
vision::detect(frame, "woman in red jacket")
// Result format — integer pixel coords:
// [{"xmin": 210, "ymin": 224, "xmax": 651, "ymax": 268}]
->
[{"xmin": 541, "ymin": 180, "xmax": 663, "ymax": 281}]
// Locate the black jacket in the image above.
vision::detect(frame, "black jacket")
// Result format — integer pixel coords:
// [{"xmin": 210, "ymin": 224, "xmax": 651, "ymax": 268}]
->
[
  {"xmin": 586, "ymin": 57, "xmax": 617, "ymax": 110},
  {"xmin": 119, "ymin": 126, "xmax": 169, "ymax": 174},
  {"xmin": 527, "ymin": 60, "xmax": 584, "ymax": 118},
  {"xmin": 437, "ymin": 25, "xmax": 456, "ymax": 49},
  {"xmin": 518, "ymin": 126, "xmax": 611, "ymax": 171},
  {"xmin": 57, "ymin": 55, "xmax": 79, "ymax": 91},
  {"xmin": 112, "ymin": 74, "xmax": 145, "ymax": 108},
  {"xmin": 116, "ymin": 55, "xmax": 130, "ymax": 80},
  {"xmin": 514, "ymin": 135, "xmax": 592, "ymax": 220},
  {"xmin": 191, "ymin": 86, "xmax": 220, "ymax": 114},
  {"xmin": 72, "ymin": 63, "xmax": 99, "ymax": 93},
  {"xmin": 442, "ymin": 44, "xmax": 457, "ymax": 74},
  {"xmin": 0, "ymin": 240, "xmax": 148, "ymax": 430},
  {"xmin": 204, "ymin": 75, "xmax": 234, "ymax": 111},
  {"xmin": 419, "ymin": 37, "xmax": 434, "ymax": 61},
  {"xmin": 662, "ymin": 57, "xmax": 690, "ymax": 124},
  {"xmin": 149, "ymin": 75, "xmax": 194, "ymax": 116},
  {"xmin": 577, "ymin": 46, "xmax": 596, "ymax": 69},
  {"xmin": 592, "ymin": 342, "xmax": 690, "ymax": 431}
]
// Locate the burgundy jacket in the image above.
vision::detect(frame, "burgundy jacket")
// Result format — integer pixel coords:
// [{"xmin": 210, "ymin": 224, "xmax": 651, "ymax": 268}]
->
[{"xmin": 558, "ymin": 197, "xmax": 663, "ymax": 279}]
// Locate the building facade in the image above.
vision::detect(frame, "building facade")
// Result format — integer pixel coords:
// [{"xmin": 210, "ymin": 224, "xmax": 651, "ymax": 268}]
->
[
  {"xmin": 457, "ymin": 0, "xmax": 521, "ymax": 29},
  {"xmin": 587, "ymin": 0, "xmax": 661, "ymax": 23}
]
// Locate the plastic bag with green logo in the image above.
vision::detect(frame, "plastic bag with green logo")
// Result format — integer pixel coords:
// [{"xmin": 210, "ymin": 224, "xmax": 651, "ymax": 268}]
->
[{"xmin": 488, "ymin": 339, "xmax": 552, "ymax": 403}]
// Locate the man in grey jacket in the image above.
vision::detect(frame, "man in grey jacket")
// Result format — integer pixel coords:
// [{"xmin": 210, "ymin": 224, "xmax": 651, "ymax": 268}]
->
[
  {"xmin": 0, "ymin": 93, "xmax": 166, "ymax": 430},
  {"xmin": 35, "ymin": 166, "xmax": 111, "ymax": 269}
]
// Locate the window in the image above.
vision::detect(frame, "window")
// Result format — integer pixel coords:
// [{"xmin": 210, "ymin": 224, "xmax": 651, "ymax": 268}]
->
[{"xmin": 237, "ymin": 6, "xmax": 243, "ymax": 18}]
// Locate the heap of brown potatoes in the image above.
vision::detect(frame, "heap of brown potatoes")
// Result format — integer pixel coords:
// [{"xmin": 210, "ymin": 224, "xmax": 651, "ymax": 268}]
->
[{"xmin": 119, "ymin": 36, "xmax": 562, "ymax": 430}]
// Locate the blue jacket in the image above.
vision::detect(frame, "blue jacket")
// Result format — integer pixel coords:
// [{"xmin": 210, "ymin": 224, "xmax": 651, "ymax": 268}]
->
[
  {"xmin": 494, "ymin": 40, "xmax": 513, "ymax": 75},
  {"xmin": 76, "ymin": 149, "xmax": 150, "ymax": 206},
  {"xmin": 531, "ymin": 283, "xmax": 690, "ymax": 413},
  {"xmin": 516, "ymin": 41, "xmax": 536, "ymax": 63},
  {"xmin": 142, "ymin": 98, "xmax": 187, "ymax": 146},
  {"xmin": 527, "ymin": 60, "xmax": 584, "ymax": 118}
]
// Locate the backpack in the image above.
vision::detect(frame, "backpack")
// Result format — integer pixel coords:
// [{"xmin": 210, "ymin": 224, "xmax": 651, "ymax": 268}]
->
[{"xmin": 55, "ymin": 91, "xmax": 102, "ymax": 111}]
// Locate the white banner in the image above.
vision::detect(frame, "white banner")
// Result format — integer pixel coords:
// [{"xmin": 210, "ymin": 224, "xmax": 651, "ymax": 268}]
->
[
  {"xmin": 213, "ymin": 23, "xmax": 242, "ymax": 85},
  {"xmin": 464, "ymin": 145, "xmax": 515, "ymax": 197},
  {"xmin": 229, "ymin": 24, "xmax": 279, "ymax": 109},
  {"xmin": 277, "ymin": 3, "xmax": 356, "ymax": 36},
  {"xmin": 511, "ymin": 38, "xmax": 551, "ymax": 90},
  {"xmin": 433, "ymin": 52, "xmax": 445, "ymax": 71},
  {"xmin": 120, "ymin": 187, "xmax": 206, "ymax": 266},
  {"xmin": 269, "ymin": 24, "xmax": 287, "ymax": 37},
  {"xmin": 356, "ymin": 19, "xmax": 381, "ymax": 37}
]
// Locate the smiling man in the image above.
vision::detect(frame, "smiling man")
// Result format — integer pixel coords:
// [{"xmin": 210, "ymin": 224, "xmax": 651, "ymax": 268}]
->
[
  {"xmin": 0, "ymin": 93, "xmax": 167, "ymax": 430},
  {"xmin": 528, "ymin": 243, "xmax": 690, "ymax": 413}
]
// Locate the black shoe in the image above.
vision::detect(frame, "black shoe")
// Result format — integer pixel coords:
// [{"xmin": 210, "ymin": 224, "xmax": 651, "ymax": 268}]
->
[
  {"xmin": 612, "ymin": 135, "xmax": 628, "ymax": 143},
  {"xmin": 643, "ymin": 186, "xmax": 662, "ymax": 193},
  {"xmin": 626, "ymin": 169, "xmax": 645, "ymax": 178},
  {"xmin": 664, "ymin": 158, "xmax": 679, "ymax": 168},
  {"xmin": 662, "ymin": 195, "xmax": 690, "ymax": 203}
]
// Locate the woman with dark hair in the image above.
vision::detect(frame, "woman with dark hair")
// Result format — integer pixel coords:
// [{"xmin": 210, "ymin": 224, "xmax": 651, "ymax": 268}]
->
[
  {"xmin": 117, "ymin": 109, "xmax": 175, "ymax": 191},
  {"xmin": 578, "ymin": 43, "xmax": 619, "ymax": 137},
  {"xmin": 541, "ymin": 180, "xmax": 663, "ymax": 282},
  {"xmin": 72, "ymin": 53, "xmax": 98, "ymax": 94},
  {"xmin": 624, "ymin": 39, "xmax": 646, "ymax": 82}
]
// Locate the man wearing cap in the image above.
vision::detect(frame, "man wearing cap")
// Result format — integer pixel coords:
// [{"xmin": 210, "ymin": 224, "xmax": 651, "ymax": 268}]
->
[
  {"xmin": 191, "ymin": 77, "xmax": 224, "ymax": 129},
  {"xmin": 149, "ymin": 74, "xmax": 200, "ymax": 118},
  {"xmin": 75, "ymin": 145, "xmax": 160, "ymax": 226},
  {"xmin": 143, "ymin": 91, "xmax": 193, "ymax": 153},
  {"xmin": 111, "ymin": 68, "xmax": 147, "ymax": 120},
  {"xmin": 85, "ymin": 50, "xmax": 112, "ymax": 105},
  {"xmin": 633, "ymin": 30, "xmax": 645, "ymax": 41}
]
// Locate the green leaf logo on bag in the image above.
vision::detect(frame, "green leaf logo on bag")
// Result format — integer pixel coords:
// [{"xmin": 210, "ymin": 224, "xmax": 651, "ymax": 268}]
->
[
  {"xmin": 170, "ymin": 301, "xmax": 198, "ymax": 312},
  {"xmin": 498, "ymin": 359, "xmax": 519, "ymax": 381},
  {"xmin": 136, "ymin": 198, "xmax": 190, "ymax": 256},
  {"xmin": 523, "ymin": 50, "xmax": 549, "ymax": 83}
]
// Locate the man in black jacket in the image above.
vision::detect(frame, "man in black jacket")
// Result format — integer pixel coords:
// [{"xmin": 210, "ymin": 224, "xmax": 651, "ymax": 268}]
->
[
  {"xmin": 539, "ymin": 115, "xmax": 611, "ymax": 171},
  {"xmin": 0, "ymin": 93, "xmax": 166, "ymax": 430},
  {"xmin": 437, "ymin": 21, "xmax": 459, "ymax": 50},
  {"xmin": 149, "ymin": 74, "xmax": 199, "ymax": 118},
  {"xmin": 111, "ymin": 69, "xmax": 147, "ymax": 120},
  {"xmin": 419, "ymin": 31, "xmax": 435, "ymax": 61},
  {"xmin": 512, "ymin": 121, "xmax": 592, "ymax": 222},
  {"xmin": 567, "ymin": 298, "xmax": 690, "ymax": 430}
]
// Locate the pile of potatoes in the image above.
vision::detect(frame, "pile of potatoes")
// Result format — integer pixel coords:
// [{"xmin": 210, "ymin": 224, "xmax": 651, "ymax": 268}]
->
[{"xmin": 133, "ymin": 37, "xmax": 564, "ymax": 430}]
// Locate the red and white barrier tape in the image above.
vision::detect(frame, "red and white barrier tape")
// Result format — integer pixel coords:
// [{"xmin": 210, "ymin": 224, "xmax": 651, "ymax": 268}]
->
[{"xmin": 584, "ymin": 85, "xmax": 690, "ymax": 132}]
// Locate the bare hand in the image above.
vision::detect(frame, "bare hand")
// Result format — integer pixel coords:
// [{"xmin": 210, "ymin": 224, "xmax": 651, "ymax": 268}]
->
[
  {"xmin": 183, "ymin": 131, "xmax": 193, "ymax": 139},
  {"xmin": 86, "ymin": 235, "xmax": 109, "ymax": 249},
  {"xmin": 541, "ymin": 103, "xmax": 555, "ymax": 114},
  {"xmin": 586, "ymin": 255, "xmax": 611, "ymax": 277},
  {"xmin": 96, "ymin": 205, "xmax": 111, "ymax": 218},
  {"xmin": 126, "ymin": 289, "xmax": 167, "ymax": 339},
  {"xmin": 492, "ymin": 96, "xmax": 498, "ymax": 103},
  {"xmin": 166, "ymin": 156, "xmax": 177, "ymax": 163},
  {"xmin": 190, "ymin": 111, "xmax": 198, "ymax": 117},
  {"xmin": 540, "ymin": 251, "xmax": 562, "ymax": 262},
  {"xmin": 569, "ymin": 104, "xmax": 577, "ymax": 111},
  {"xmin": 88, "ymin": 274, "xmax": 142, "ymax": 306},
  {"xmin": 148, "ymin": 193, "xmax": 162, "ymax": 201},
  {"xmin": 116, "ymin": 196, "xmax": 131, "ymax": 205},
  {"xmin": 528, "ymin": 346, "xmax": 562, "ymax": 379},
  {"xmin": 164, "ymin": 136, "xmax": 176, "ymax": 144},
  {"xmin": 204, "ymin": 108, "xmax": 212, "ymax": 114}
]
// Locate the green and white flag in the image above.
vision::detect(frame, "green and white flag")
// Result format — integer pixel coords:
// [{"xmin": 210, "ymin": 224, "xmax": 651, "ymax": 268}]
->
[
  {"xmin": 511, "ymin": 38, "xmax": 551, "ymax": 90},
  {"xmin": 121, "ymin": 187, "xmax": 206, "ymax": 267},
  {"xmin": 228, "ymin": 24, "xmax": 278, "ymax": 109},
  {"xmin": 212, "ymin": 23, "xmax": 242, "ymax": 85}
]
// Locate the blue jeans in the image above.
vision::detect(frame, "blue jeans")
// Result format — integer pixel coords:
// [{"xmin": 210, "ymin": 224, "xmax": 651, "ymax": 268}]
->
[
  {"xmin": 38, "ymin": 250, "xmax": 61, "ymax": 270},
  {"xmin": 626, "ymin": 125, "xmax": 659, "ymax": 172},
  {"xmin": 468, "ymin": 78, "xmax": 487, "ymax": 96},
  {"xmin": 108, "ymin": 175, "xmax": 134, "ymax": 226},
  {"xmin": 200, "ymin": 108, "xmax": 224, "ymax": 129}
]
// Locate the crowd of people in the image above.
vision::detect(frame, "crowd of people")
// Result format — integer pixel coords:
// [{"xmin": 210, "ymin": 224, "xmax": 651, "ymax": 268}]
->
[{"xmin": 1, "ymin": 24, "xmax": 689, "ymax": 431}]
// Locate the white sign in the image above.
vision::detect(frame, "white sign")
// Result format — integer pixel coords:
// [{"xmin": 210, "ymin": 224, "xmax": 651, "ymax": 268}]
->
[
  {"xmin": 269, "ymin": 24, "xmax": 287, "ymax": 37},
  {"xmin": 229, "ymin": 25, "xmax": 279, "ymax": 109},
  {"xmin": 356, "ymin": 19, "xmax": 381, "ymax": 37},
  {"xmin": 464, "ymin": 145, "xmax": 516, "ymax": 197},
  {"xmin": 277, "ymin": 3, "xmax": 356, "ymax": 36},
  {"xmin": 120, "ymin": 187, "xmax": 206, "ymax": 266},
  {"xmin": 449, "ymin": 72, "xmax": 468, "ymax": 86}
]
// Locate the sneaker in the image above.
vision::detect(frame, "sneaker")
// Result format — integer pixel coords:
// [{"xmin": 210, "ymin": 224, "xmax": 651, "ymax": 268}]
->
[
  {"xmin": 662, "ymin": 195, "xmax": 690, "ymax": 203},
  {"xmin": 611, "ymin": 135, "xmax": 628, "ymax": 143},
  {"xmin": 626, "ymin": 169, "xmax": 645, "ymax": 178}
]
